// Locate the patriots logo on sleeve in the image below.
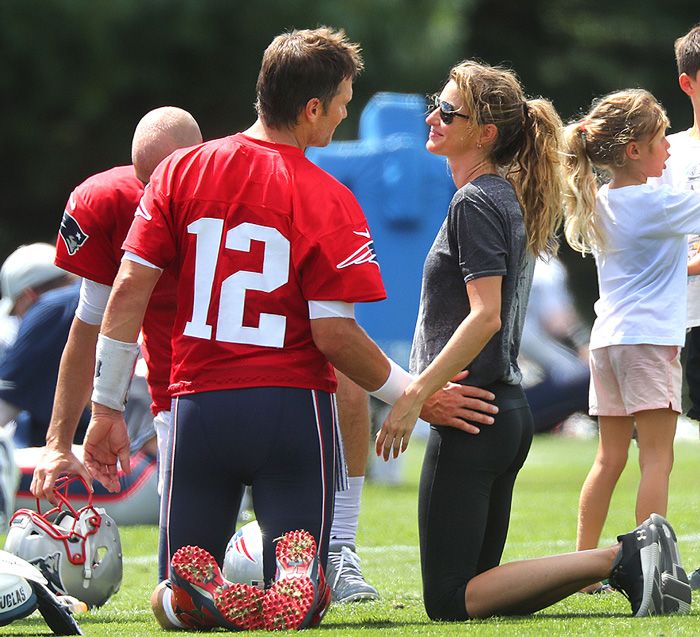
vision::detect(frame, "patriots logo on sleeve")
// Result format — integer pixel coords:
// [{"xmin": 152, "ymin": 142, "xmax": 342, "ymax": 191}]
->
[
  {"xmin": 59, "ymin": 210, "xmax": 89, "ymax": 255},
  {"xmin": 336, "ymin": 228, "xmax": 379, "ymax": 270}
]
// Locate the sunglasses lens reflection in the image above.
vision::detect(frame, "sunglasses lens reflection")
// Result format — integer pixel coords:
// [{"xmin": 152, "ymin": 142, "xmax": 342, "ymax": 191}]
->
[
  {"xmin": 439, "ymin": 108, "xmax": 455, "ymax": 125},
  {"xmin": 427, "ymin": 95, "xmax": 468, "ymax": 125},
  {"xmin": 427, "ymin": 96, "xmax": 455, "ymax": 124}
]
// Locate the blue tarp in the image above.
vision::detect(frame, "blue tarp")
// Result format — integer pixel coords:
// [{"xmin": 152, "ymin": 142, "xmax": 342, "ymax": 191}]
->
[{"xmin": 307, "ymin": 93, "xmax": 456, "ymax": 365}]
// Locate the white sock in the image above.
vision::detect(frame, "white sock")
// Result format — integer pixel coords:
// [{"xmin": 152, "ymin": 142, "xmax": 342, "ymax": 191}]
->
[
  {"xmin": 330, "ymin": 475, "xmax": 364, "ymax": 546},
  {"xmin": 162, "ymin": 586, "xmax": 186, "ymax": 629}
]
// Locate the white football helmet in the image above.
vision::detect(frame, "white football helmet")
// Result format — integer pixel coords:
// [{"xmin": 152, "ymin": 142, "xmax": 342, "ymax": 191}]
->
[
  {"xmin": 4, "ymin": 476, "xmax": 122, "ymax": 608},
  {"xmin": 0, "ymin": 549, "xmax": 82, "ymax": 634},
  {"xmin": 0, "ymin": 571, "xmax": 37, "ymax": 627},
  {"xmin": 223, "ymin": 520, "xmax": 264, "ymax": 588}
]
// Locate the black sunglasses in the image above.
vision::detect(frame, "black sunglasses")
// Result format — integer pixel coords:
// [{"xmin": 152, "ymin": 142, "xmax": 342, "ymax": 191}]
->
[{"xmin": 427, "ymin": 94, "xmax": 470, "ymax": 125}]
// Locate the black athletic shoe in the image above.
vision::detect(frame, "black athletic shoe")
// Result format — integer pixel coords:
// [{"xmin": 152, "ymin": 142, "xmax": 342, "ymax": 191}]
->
[
  {"xmin": 609, "ymin": 519, "xmax": 663, "ymax": 617},
  {"xmin": 649, "ymin": 514, "xmax": 691, "ymax": 614},
  {"xmin": 689, "ymin": 568, "xmax": 700, "ymax": 591}
]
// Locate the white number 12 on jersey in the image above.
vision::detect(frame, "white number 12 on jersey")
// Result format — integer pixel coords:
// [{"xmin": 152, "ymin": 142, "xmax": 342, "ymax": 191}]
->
[{"xmin": 184, "ymin": 218, "xmax": 290, "ymax": 347}]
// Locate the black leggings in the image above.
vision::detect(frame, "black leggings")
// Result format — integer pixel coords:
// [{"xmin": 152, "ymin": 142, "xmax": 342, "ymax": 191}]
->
[
  {"xmin": 685, "ymin": 326, "xmax": 700, "ymax": 420},
  {"xmin": 418, "ymin": 384, "xmax": 533, "ymax": 620}
]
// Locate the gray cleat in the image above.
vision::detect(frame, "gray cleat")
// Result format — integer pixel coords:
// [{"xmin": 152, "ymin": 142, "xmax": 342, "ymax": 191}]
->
[{"xmin": 326, "ymin": 543, "xmax": 379, "ymax": 603}]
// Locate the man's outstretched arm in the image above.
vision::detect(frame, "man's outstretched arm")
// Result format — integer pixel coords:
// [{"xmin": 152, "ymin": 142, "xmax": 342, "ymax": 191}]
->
[
  {"xmin": 31, "ymin": 316, "xmax": 100, "ymax": 503},
  {"xmin": 83, "ymin": 260, "xmax": 161, "ymax": 492}
]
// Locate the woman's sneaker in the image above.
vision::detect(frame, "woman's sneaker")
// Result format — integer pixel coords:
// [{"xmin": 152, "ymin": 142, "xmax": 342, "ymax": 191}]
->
[
  {"xmin": 649, "ymin": 514, "xmax": 692, "ymax": 614},
  {"xmin": 691, "ymin": 568, "xmax": 700, "ymax": 590},
  {"xmin": 170, "ymin": 545, "xmax": 264, "ymax": 630},
  {"xmin": 608, "ymin": 519, "xmax": 663, "ymax": 617},
  {"xmin": 263, "ymin": 530, "xmax": 329, "ymax": 630}
]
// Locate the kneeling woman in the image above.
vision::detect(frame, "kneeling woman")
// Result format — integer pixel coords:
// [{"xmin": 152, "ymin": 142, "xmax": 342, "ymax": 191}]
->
[{"xmin": 375, "ymin": 61, "xmax": 658, "ymax": 620}]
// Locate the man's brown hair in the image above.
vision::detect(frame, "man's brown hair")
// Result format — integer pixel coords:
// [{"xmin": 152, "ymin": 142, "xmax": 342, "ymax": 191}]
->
[
  {"xmin": 675, "ymin": 24, "xmax": 700, "ymax": 77},
  {"xmin": 256, "ymin": 27, "xmax": 363, "ymax": 129}
]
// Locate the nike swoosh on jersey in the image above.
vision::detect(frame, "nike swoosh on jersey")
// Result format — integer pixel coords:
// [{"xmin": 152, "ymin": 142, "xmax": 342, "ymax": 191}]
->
[
  {"xmin": 134, "ymin": 203, "xmax": 153, "ymax": 221},
  {"xmin": 353, "ymin": 228, "xmax": 371, "ymax": 239}
]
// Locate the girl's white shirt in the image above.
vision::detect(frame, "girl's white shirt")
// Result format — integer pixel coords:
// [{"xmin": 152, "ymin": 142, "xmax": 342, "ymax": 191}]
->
[{"xmin": 590, "ymin": 182, "xmax": 700, "ymax": 348}]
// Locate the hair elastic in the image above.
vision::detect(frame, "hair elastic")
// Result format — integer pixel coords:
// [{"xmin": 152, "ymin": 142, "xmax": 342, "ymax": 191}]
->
[{"xmin": 579, "ymin": 121, "xmax": 588, "ymax": 143}]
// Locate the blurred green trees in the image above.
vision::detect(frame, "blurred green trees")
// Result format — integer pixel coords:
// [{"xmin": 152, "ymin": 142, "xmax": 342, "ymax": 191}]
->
[
  {"xmin": 0, "ymin": 0, "xmax": 473, "ymax": 255},
  {"xmin": 1, "ymin": 0, "xmax": 697, "ymax": 315}
]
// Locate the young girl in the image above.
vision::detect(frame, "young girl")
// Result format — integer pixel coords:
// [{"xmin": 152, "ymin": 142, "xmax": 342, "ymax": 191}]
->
[
  {"xmin": 562, "ymin": 89, "xmax": 700, "ymax": 592},
  {"xmin": 373, "ymin": 64, "xmax": 685, "ymax": 619}
]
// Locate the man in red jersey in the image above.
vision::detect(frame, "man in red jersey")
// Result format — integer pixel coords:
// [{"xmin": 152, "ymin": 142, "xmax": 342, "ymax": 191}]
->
[
  {"xmin": 30, "ymin": 107, "xmax": 202, "ymax": 579},
  {"xmin": 85, "ymin": 29, "xmax": 495, "ymax": 631}
]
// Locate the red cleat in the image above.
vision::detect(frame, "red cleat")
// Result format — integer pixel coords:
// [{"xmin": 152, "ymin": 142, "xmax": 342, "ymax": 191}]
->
[
  {"xmin": 263, "ymin": 529, "xmax": 326, "ymax": 630},
  {"xmin": 216, "ymin": 580, "xmax": 265, "ymax": 630},
  {"xmin": 264, "ymin": 577, "xmax": 316, "ymax": 630},
  {"xmin": 170, "ymin": 544, "xmax": 263, "ymax": 630},
  {"xmin": 309, "ymin": 565, "xmax": 332, "ymax": 628}
]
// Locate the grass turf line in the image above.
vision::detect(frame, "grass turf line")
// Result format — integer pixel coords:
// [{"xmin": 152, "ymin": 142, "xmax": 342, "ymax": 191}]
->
[{"xmin": 2, "ymin": 433, "xmax": 699, "ymax": 635}]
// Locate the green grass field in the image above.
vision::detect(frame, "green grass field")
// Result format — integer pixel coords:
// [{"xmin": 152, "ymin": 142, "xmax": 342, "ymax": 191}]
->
[{"xmin": 4, "ymin": 432, "xmax": 700, "ymax": 635}]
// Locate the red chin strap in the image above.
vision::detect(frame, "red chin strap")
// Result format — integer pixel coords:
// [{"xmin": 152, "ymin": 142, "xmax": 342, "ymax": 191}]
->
[{"xmin": 10, "ymin": 475, "xmax": 102, "ymax": 566}]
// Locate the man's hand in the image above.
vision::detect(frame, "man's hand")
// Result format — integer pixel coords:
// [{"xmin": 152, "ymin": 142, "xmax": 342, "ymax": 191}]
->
[
  {"xmin": 83, "ymin": 404, "xmax": 131, "ymax": 493},
  {"xmin": 420, "ymin": 376, "xmax": 498, "ymax": 434},
  {"xmin": 31, "ymin": 447, "xmax": 92, "ymax": 505},
  {"xmin": 375, "ymin": 371, "xmax": 500, "ymax": 460}
]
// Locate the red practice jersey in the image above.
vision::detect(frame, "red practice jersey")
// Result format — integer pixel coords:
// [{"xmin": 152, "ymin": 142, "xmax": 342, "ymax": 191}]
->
[
  {"xmin": 123, "ymin": 134, "xmax": 387, "ymax": 395},
  {"xmin": 56, "ymin": 165, "xmax": 175, "ymax": 414}
]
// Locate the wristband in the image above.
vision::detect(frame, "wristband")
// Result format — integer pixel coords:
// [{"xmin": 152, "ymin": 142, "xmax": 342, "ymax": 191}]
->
[
  {"xmin": 91, "ymin": 334, "xmax": 139, "ymax": 412},
  {"xmin": 370, "ymin": 359, "xmax": 415, "ymax": 405}
]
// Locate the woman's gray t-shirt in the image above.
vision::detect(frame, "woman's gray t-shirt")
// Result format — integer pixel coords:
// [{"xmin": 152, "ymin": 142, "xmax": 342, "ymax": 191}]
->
[{"xmin": 409, "ymin": 174, "xmax": 535, "ymax": 387}]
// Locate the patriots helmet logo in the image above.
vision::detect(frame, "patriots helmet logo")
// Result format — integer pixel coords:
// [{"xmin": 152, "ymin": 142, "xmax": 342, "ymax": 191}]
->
[
  {"xmin": 231, "ymin": 528, "xmax": 258, "ymax": 564},
  {"xmin": 59, "ymin": 211, "xmax": 89, "ymax": 255},
  {"xmin": 30, "ymin": 551, "xmax": 66, "ymax": 596},
  {"xmin": 336, "ymin": 228, "xmax": 379, "ymax": 270},
  {"xmin": 223, "ymin": 520, "xmax": 264, "ymax": 588}
]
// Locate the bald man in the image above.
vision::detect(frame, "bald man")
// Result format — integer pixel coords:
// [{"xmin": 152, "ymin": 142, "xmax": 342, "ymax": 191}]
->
[
  {"xmin": 30, "ymin": 107, "xmax": 202, "ymax": 578},
  {"xmin": 132, "ymin": 107, "xmax": 201, "ymax": 183}
]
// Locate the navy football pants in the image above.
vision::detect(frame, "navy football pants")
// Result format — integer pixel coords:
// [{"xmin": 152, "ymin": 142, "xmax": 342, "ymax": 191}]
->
[{"xmin": 160, "ymin": 387, "xmax": 338, "ymax": 586}]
